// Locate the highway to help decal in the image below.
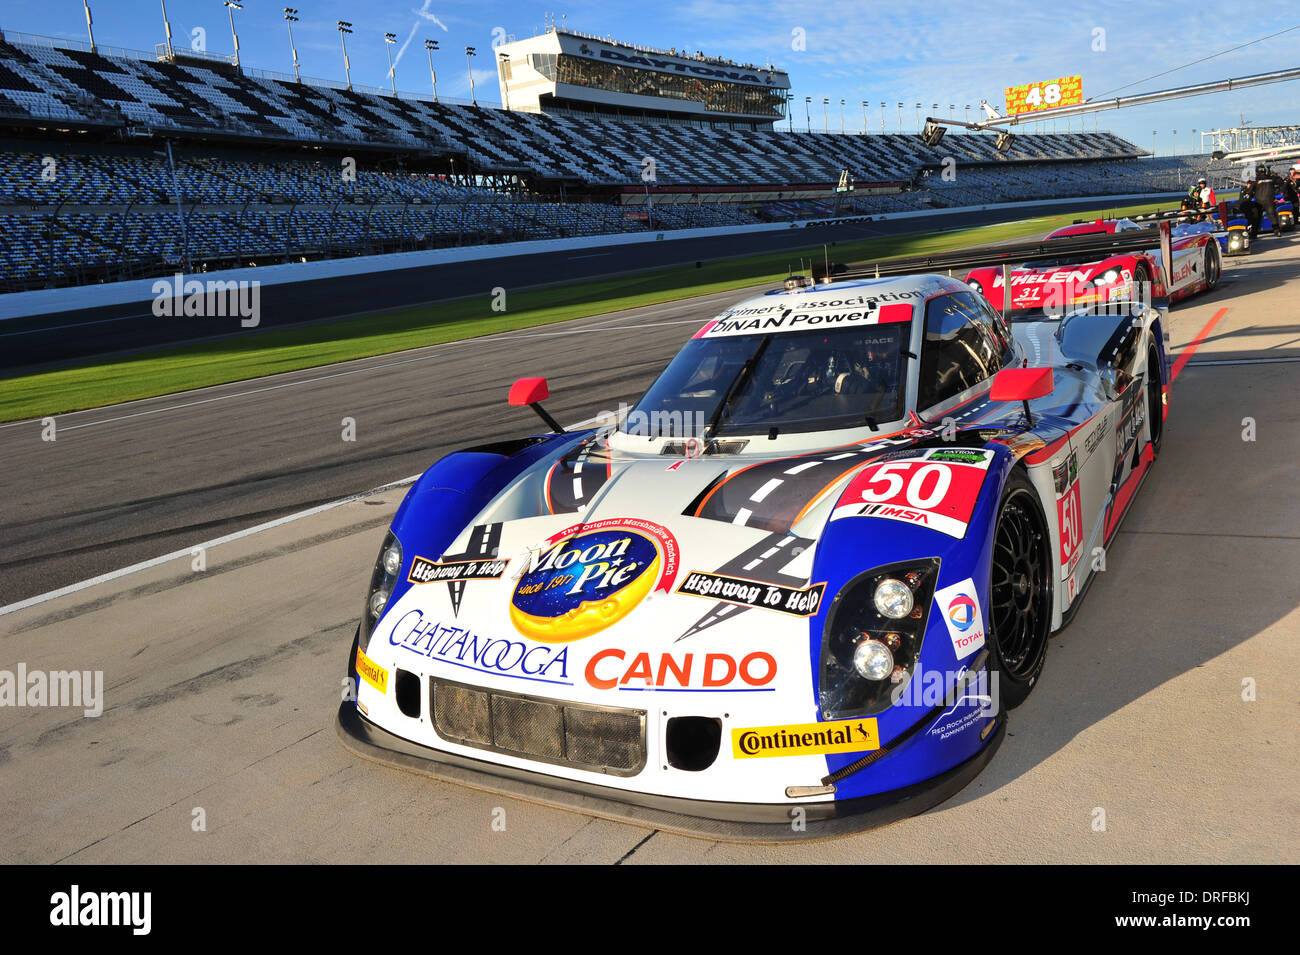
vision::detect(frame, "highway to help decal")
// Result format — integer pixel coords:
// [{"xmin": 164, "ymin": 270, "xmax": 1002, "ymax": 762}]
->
[{"xmin": 934, "ymin": 577, "xmax": 986, "ymax": 660}]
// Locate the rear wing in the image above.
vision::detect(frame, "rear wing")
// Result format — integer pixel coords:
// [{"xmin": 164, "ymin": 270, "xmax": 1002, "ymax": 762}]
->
[
  {"xmin": 809, "ymin": 220, "xmax": 1175, "ymax": 307},
  {"xmin": 811, "ymin": 224, "xmax": 1170, "ymax": 282}
]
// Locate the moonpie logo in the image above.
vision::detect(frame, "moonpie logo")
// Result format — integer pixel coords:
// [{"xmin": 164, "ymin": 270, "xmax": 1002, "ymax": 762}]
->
[
  {"xmin": 509, "ymin": 519, "xmax": 679, "ymax": 643},
  {"xmin": 947, "ymin": 594, "xmax": 977, "ymax": 632}
]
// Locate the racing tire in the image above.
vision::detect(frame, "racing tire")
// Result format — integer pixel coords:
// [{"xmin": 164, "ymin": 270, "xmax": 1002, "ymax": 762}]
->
[
  {"xmin": 987, "ymin": 468, "xmax": 1052, "ymax": 710},
  {"xmin": 1203, "ymin": 243, "xmax": 1220, "ymax": 292},
  {"xmin": 1146, "ymin": 343, "xmax": 1164, "ymax": 456},
  {"xmin": 1131, "ymin": 261, "xmax": 1152, "ymax": 304}
]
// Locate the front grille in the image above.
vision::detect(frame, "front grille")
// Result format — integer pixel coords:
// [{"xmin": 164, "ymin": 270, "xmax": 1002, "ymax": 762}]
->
[{"xmin": 430, "ymin": 678, "xmax": 646, "ymax": 776}]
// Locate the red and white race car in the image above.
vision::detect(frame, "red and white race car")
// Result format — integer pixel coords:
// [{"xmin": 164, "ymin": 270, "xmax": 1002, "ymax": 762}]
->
[{"xmin": 964, "ymin": 218, "xmax": 1222, "ymax": 313}]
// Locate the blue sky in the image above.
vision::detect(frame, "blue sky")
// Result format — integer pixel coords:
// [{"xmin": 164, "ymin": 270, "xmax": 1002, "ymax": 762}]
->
[{"xmin": 2, "ymin": 0, "xmax": 1297, "ymax": 152}]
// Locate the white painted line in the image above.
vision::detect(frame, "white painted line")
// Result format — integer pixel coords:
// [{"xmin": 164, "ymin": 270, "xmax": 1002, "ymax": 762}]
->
[
  {"xmin": 0, "ymin": 352, "xmax": 441, "ymax": 434},
  {"xmin": 827, "ymin": 452, "xmax": 858, "ymax": 460},
  {"xmin": 749, "ymin": 478, "xmax": 783, "ymax": 503},
  {"xmin": 0, "ymin": 472, "xmax": 423, "ymax": 618},
  {"xmin": 731, "ymin": 507, "xmax": 753, "ymax": 526},
  {"xmin": 784, "ymin": 461, "xmax": 821, "ymax": 475},
  {"xmin": 572, "ymin": 477, "xmax": 583, "ymax": 500},
  {"xmin": 1, "ymin": 317, "xmax": 710, "ymax": 434}
]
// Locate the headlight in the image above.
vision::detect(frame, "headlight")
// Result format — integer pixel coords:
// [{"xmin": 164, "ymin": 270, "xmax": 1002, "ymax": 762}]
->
[
  {"xmin": 873, "ymin": 578, "xmax": 913, "ymax": 618},
  {"xmin": 967, "ymin": 279, "xmax": 983, "ymax": 294},
  {"xmin": 359, "ymin": 531, "xmax": 403, "ymax": 652},
  {"xmin": 1095, "ymin": 269, "xmax": 1121, "ymax": 285},
  {"xmin": 820, "ymin": 560, "xmax": 939, "ymax": 719},
  {"xmin": 852, "ymin": 639, "xmax": 894, "ymax": 680}
]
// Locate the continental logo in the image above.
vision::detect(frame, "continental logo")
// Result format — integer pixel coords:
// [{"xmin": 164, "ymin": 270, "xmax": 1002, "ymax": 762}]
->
[
  {"xmin": 355, "ymin": 647, "xmax": 388, "ymax": 694},
  {"xmin": 731, "ymin": 718, "xmax": 879, "ymax": 759},
  {"xmin": 509, "ymin": 519, "xmax": 679, "ymax": 644}
]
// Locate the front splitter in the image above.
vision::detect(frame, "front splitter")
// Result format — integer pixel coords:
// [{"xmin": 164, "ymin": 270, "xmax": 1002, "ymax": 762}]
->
[{"xmin": 335, "ymin": 702, "xmax": 1006, "ymax": 844}]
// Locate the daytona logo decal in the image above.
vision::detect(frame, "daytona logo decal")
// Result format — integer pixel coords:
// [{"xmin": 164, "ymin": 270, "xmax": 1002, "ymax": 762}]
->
[
  {"xmin": 934, "ymin": 578, "xmax": 986, "ymax": 659},
  {"xmin": 509, "ymin": 519, "xmax": 679, "ymax": 644},
  {"xmin": 731, "ymin": 718, "xmax": 879, "ymax": 758}
]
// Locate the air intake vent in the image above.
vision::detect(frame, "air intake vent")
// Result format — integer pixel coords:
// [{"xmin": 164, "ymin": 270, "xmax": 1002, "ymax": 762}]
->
[{"xmin": 431, "ymin": 679, "xmax": 646, "ymax": 776}]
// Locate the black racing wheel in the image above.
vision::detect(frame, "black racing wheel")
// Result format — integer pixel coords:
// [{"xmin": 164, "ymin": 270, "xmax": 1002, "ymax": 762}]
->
[
  {"xmin": 1203, "ymin": 243, "xmax": 1221, "ymax": 291},
  {"xmin": 988, "ymin": 469, "xmax": 1052, "ymax": 710}
]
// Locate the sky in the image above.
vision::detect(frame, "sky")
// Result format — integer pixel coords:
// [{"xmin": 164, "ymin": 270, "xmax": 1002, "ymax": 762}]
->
[{"xmin": 2, "ymin": 0, "xmax": 1297, "ymax": 154}]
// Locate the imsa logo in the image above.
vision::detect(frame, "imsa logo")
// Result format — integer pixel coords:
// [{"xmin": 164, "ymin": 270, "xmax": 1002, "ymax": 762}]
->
[{"xmin": 510, "ymin": 521, "xmax": 677, "ymax": 643}]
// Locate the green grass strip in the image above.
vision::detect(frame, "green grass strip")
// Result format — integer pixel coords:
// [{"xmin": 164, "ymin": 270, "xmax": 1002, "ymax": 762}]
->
[{"xmin": 0, "ymin": 199, "xmax": 1171, "ymax": 422}]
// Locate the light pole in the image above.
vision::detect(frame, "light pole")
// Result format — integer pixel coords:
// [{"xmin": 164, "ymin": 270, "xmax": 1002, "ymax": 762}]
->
[
  {"xmin": 160, "ymin": 0, "xmax": 175, "ymax": 59},
  {"xmin": 1151, "ymin": 130, "xmax": 1156, "ymax": 157},
  {"xmin": 500, "ymin": 53, "xmax": 512, "ymax": 110},
  {"xmin": 964, "ymin": 104, "xmax": 970, "ymax": 128},
  {"xmin": 861, "ymin": 100, "xmax": 867, "ymax": 134},
  {"xmin": 82, "ymin": 1, "xmax": 96, "ymax": 52},
  {"xmin": 284, "ymin": 8, "xmax": 300, "ymax": 83},
  {"xmin": 880, "ymin": 101, "xmax": 885, "ymax": 134},
  {"xmin": 425, "ymin": 39, "xmax": 439, "ymax": 102},
  {"xmin": 915, "ymin": 103, "xmax": 921, "ymax": 133},
  {"xmin": 839, "ymin": 98, "xmax": 844, "ymax": 134},
  {"xmin": 384, "ymin": 32, "xmax": 398, "ymax": 95},
  {"xmin": 466, "ymin": 46, "xmax": 477, "ymax": 106},
  {"xmin": 948, "ymin": 103, "xmax": 955, "ymax": 121},
  {"xmin": 897, "ymin": 102, "xmax": 903, "ymax": 132},
  {"xmin": 338, "ymin": 21, "xmax": 354, "ymax": 90},
  {"xmin": 822, "ymin": 97, "xmax": 828, "ymax": 133},
  {"xmin": 804, "ymin": 96, "xmax": 810, "ymax": 130},
  {"xmin": 223, "ymin": 1, "xmax": 242, "ymax": 70}
]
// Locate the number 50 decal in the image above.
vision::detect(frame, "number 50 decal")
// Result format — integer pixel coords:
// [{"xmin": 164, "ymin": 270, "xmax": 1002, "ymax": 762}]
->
[
  {"xmin": 859, "ymin": 463, "xmax": 953, "ymax": 510},
  {"xmin": 833, "ymin": 451, "xmax": 994, "ymax": 539}
]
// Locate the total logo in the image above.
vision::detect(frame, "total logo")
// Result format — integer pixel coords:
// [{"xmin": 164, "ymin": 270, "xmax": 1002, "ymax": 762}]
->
[
  {"xmin": 947, "ymin": 594, "xmax": 977, "ymax": 632},
  {"xmin": 509, "ymin": 519, "xmax": 679, "ymax": 643},
  {"xmin": 933, "ymin": 577, "xmax": 986, "ymax": 660}
]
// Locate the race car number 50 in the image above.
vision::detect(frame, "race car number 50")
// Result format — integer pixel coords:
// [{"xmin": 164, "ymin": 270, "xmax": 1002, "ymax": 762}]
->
[{"xmin": 831, "ymin": 450, "xmax": 994, "ymax": 538}]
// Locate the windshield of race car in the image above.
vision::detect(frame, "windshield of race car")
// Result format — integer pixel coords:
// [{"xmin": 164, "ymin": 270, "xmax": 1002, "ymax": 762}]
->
[{"xmin": 625, "ymin": 324, "xmax": 908, "ymax": 436}]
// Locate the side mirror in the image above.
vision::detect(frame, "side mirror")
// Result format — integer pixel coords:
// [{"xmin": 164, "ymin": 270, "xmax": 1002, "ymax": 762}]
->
[
  {"xmin": 991, "ymin": 367, "xmax": 1054, "ymax": 427},
  {"xmin": 991, "ymin": 367, "xmax": 1054, "ymax": 402},
  {"xmin": 507, "ymin": 377, "xmax": 565, "ymax": 434},
  {"xmin": 508, "ymin": 376, "xmax": 549, "ymax": 406}
]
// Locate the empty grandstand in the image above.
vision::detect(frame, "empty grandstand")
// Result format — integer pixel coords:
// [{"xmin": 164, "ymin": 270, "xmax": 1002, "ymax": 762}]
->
[{"xmin": 0, "ymin": 29, "xmax": 1228, "ymax": 291}]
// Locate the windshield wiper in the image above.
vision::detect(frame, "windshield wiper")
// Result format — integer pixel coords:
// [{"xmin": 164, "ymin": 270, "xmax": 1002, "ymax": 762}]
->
[{"xmin": 706, "ymin": 333, "xmax": 772, "ymax": 438}]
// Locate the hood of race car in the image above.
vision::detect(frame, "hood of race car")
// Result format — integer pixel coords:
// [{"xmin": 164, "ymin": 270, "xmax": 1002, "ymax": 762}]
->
[{"xmin": 381, "ymin": 450, "xmax": 836, "ymax": 688}]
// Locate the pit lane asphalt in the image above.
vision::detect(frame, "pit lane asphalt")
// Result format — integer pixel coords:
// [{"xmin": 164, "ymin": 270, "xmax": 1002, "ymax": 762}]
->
[
  {"xmin": 1, "ymin": 198, "xmax": 1169, "ymax": 371},
  {"xmin": 0, "ymin": 234, "xmax": 1296, "ymax": 863}
]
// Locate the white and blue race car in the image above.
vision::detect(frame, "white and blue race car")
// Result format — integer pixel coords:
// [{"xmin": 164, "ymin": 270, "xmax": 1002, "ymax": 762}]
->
[{"xmin": 338, "ymin": 269, "xmax": 1169, "ymax": 840}]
